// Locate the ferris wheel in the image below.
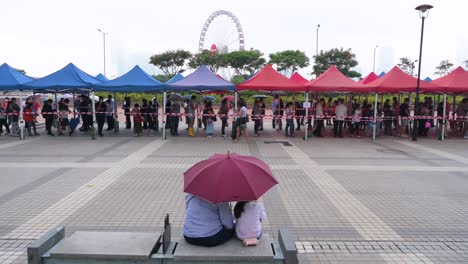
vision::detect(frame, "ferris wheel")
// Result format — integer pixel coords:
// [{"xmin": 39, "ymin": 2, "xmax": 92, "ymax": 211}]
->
[{"xmin": 198, "ymin": 10, "xmax": 245, "ymax": 79}]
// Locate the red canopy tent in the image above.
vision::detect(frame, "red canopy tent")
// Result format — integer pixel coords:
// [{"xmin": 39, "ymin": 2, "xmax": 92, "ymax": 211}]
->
[
  {"xmin": 359, "ymin": 72, "xmax": 379, "ymax": 84},
  {"xmin": 364, "ymin": 66, "xmax": 440, "ymax": 93},
  {"xmin": 428, "ymin": 66, "xmax": 468, "ymax": 94},
  {"xmin": 290, "ymin": 72, "xmax": 309, "ymax": 84},
  {"xmin": 306, "ymin": 65, "xmax": 363, "ymax": 92},
  {"xmin": 237, "ymin": 64, "xmax": 306, "ymax": 92}
]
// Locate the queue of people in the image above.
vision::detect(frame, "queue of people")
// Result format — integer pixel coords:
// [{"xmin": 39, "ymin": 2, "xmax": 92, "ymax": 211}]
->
[{"xmin": 1, "ymin": 94, "xmax": 467, "ymax": 140}]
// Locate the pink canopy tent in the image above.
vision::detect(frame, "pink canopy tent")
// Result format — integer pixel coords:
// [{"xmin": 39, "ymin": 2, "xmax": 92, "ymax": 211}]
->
[
  {"xmin": 237, "ymin": 64, "xmax": 306, "ymax": 92},
  {"xmin": 364, "ymin": 66, "xmax": 440, "ymax": 93},
  {"xmin": 306, "ymin": 65, "xmax": 364, "ymax": 92},
  {"xmin": 427, "ymin": 67, "xmax": 468, "ymax": 94},
  {"xmin": 290, "ymin": 72, "xmax": 309, "ymax": 85},
  {"xmin": 359, "ymin": 72, "xmax": 379, "ymax": 84}
]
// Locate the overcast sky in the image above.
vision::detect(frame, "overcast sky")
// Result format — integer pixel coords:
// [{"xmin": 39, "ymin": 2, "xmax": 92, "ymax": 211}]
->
[{"xmin": 1, "ymin": 0, "xmax": 467, "ymax": 80}]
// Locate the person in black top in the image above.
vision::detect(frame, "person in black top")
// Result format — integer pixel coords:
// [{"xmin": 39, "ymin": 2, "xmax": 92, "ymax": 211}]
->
[
  {"xmin": 141, "ymin": 99, "xmax": 149, "ymax": 129},
  {"xmin": 42, "ymin": 99, "xmax": 54, "ymax": 136},
  {"xmin": 383, "ymin": 99, "xmax": 393, "ymax": 136},
  {"xmin": 165, "ymin": 99, "xmax": 172, "ymax": 129},
  {"xmin": 79, "ymin": 95, "xmax": 91, "ymax": 131},
  {"xmin": 293, "ymin": 97, "xmax": 302, "ymax": 131},
  {"xmin": 399, "ymin": 98, "xmax": 410, "ymax": 137},
  {"xmin": 95, "ymin": 96, "xmax": 107, "ymax": 137},
  {"xmin": 123, "ymin": 97, "xmax": 131, "ymax": 129}
]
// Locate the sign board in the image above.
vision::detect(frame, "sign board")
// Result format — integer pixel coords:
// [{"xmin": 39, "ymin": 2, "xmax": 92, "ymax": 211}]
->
[{"xmin": 303, "ymin": 102, "xmax": 311, "ymax": 108}]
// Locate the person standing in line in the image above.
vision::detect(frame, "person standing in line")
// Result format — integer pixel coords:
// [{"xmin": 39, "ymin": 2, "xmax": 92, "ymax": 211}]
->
[
  {"xmin": 364, "ymin": 104, "xmax": 375, "ymax": 137},
  {"xmin": 0, "ymin": 101, "xmax": 10, "ymax": 135},
  {"xmin": 123, "ymin": 97, "xmax": 132, "ymax": 129},
  {"xmin": 399, "ymin": 98, "xmax": 410, "ymax": 137},
  {"xmin": 259, "ymin": 98, "xmax": 265, "ymax": 131},
  {"xmin": 252, "ymin": 99, "xmax": 261, "ymax": 137},
  {"xmin": 165, "ymin": 98, "xmax": 172, "ymax": 130},
  {"xmin": 437, "ymin": 100, "xmax": 450, "ymax": 139},
  {"xmin": 170, "ymin": 99, "xmax": 181, "ymax": 136},
  {"xmin": 350, "ymin": 103, "xmax": 362, "ymax": 137},
  {"xmin": 392, "ymin": 97, "xmax": 400, "ymax": 130},
  {"xmin": 105, "ymin": 95, "xmax": 115, "ymax": 131},
  {"xmin": 141, "ymin": 99, "xmax": 149, "ymax": 130},
  {"xmin": 383, "ymin": 99, "xmax": 393, "ymax": 136},
  {"xmin": 152, "ymin": 97, "xmax": 159, "ymax": 132},
  {"xmin": 131, "ymin": 103, "xmax": 143, "ymax": 137},
  {"xmin": 42, "ymin": 99, "xmax": 54, "ymax": 136},
  {"xmin": 218, "ymin": 98, "xmax": 229, "ymax": 138},
  {"xmin": 59, "ymin": 99, "xmax": 71, "ymax": 136},
  {"xmin": 334, "ymin": 99, "xmax": 347, "ymax": 137},
  {"xmin": 313, "ymin": 98, "xmax": 325, "ymax": 137},
  {"xmin": 276, "ymin": 98, "xmax": 284, "ymax": 131},
  {"xmin": 95, "ymin": 96, "xmax": 107, "ymax": 137},
  {"xmin": 293, "ymin": 96, "xmax": 302, "ymax": 131},
  {"xmin": 187, "ymin": 95, "xmax": 197, "ymax": 137},
  {"xmin": 272, "ymin": 95, "xmax": 279, "ymax": 129},
  {"xmin": 8, "ymin": 98, "xmax": 20, "ymax": 136},
  {"xmin": 204, "ymin": 101, "xmax": 216, "ymax": 137},
  {"xmin": 235, "ymin": 101, "xmax": 248, "ymax": 143},
  {"xmin": 24, "ymin": 102, "xmax": 39, "ymax": 136},
  {"xmin": 147, "ymin": 101, "xmax": 155, "ymax": 133},
  {"xmin": 284, "ymin": 102, "xmax": 294, "ymax": 137}
]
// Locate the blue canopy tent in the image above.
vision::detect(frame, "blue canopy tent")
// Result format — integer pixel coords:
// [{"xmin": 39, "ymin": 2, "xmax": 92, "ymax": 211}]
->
[
  {"xmin": 94, "ymin": 65, "xmax": 163, "ymax": 92},
  {"xmin": 166, "ymin": 65, "xmax": 235, "ymax": 92},
  {"xmin": 0, "ymin": 63, "xmax": 35, "ymax": 139},
  {"xmin": 378, "ymin": 71, "xmax": 386, "ymax": 77},
  {"xmin": 423, "ymin": 77, "xmax": 432, "ymax": 82},
  {"xmin": 166, "ymin": 73, "xmax": 184, "ymax": 84},
  {"xmin": 95, "ymin": 73, "xmax": 109, "ymax": 82},
  {"xmin": 0, "ymin": 63, "xmax": 34, "ymax": 91},
  {"xmin": 23, "ymin": 63, "xmax": 101, "ymax": 92}
]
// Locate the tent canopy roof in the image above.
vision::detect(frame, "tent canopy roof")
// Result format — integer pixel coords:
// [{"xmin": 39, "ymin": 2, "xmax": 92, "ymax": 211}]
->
[
  {"xmin": 166, "ymin": 73, "xmax": 184, "ymax": 84},
  {"xmin": 429, "ymin": 67, "xmax": 468, "ymax": 94},
  {"xmin": 365, "ymin": 66, "xmax": 439, "ymax": 93},
  {"xmin": 0, "ymin": 63, "xmax": 34, "ymax": 91},
  {"xmin": 95, "ymin": 73, "xmax": 109, "ymax": 82},
  {"xmin": 306, "ymin": 66, "xmax": 363, "ymax": 92},
  {"xmin": 95, "ymin": 66, "xmax": 163, "ymax": 92},
  {"xmin": 290, "ymin": 72, "xmax": 309, "ymax": 85},
  {"xmin": 359, "ymin": 72, "xmax": 379, "ymax": 84},
  {"xmin": 237, "ymin": 64, "xmax": 305, "ymax": 92},
  {"xmin": 24, "ymin": 63, "xmax": 100, "ymax": 91},
  {"xmin": 167, "ymin": 65, "xmax": 235, "ymax": 91}
]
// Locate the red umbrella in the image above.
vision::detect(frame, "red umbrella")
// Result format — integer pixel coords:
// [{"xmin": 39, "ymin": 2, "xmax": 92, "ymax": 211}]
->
[
  {"xmin": 184, "ymin": 152, "xmax": 278, "ymax": 204},
  {"xmin": 222, "ymin": 95, "xmax": 234, "ymax": 101}
]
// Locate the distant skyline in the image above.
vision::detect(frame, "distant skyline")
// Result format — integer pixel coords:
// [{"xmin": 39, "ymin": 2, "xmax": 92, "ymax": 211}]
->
[{"xmin": 0, "ymin": 0, "xmax": 466, "ymax": 80}]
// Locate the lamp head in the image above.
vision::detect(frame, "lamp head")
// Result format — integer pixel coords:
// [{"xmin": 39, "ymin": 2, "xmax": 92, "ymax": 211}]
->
[
  {"xmin": 317, "ymin": 24, "xmax": 320, "ymax": 28},
  {"xmin": 415, "ymin": 4, "xmax": 433, "ymax": 18}
]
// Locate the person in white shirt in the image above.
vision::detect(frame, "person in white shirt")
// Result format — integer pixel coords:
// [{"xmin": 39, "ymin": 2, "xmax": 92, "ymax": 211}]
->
[
  {"xmin": 334, "ymin": 99, "xmax": 347, "ymax": 137},
  {"xmin": 234, "ymin": 201, "xmax": 266, "ymax": 241},
  {"xmin": 351, "ymin": 105, "xmax": 362, "ymax": 137},
  {"xmin": 313, "ymin": 98, "xmax": 325, "ymax": 137},
  {"xmin": 235, "ymin": 101, "xmax": 248, "ymax": 143}
]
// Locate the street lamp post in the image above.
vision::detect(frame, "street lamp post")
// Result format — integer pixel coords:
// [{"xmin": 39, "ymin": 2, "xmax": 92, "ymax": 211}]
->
[
  {"xmin": 97, "ymin": 28, "xmax": 108, "ymax": 76},
  {"xmin": 373, "ymin": 45, "xmax": 378, "ymax": 72},
  {"xmin": 412, "ymin": 4, "xmax": 433, "ymax": 141},
  {"xmin": 316, "ymin": 24, "xmax": 320, "ymax": 56}
]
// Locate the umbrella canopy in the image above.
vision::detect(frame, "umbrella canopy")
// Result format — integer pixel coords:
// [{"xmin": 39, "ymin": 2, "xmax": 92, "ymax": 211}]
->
[
  {"xmin": 252, "ymin": 94, "xmax": 268, "ymax": 98},
  {"xmin": 203, "ymin": 95, "xmax": 216, "ymax": 101},
  {"xmin": 167, "ymin": 65, "xmax": 235, "ymax": 92},
  {"xmin": 24, "ymin": 63, "xmax": 100, "ymax": 92},
  {"xmin": 359, "ymin": 72, "xmax": 379, "ymax": 84},
  {"xmin": 306, "ymin": 65, "xmax": 363, "ymax": 93},
  {"xmin": 94, "ymin": 65, "xmax": 164, "ymax": 92},
  {"xmin": 166, "ymin": 73, "xmax": 184, "ymax": 84},
  {"xmin": 237, "ymin": 64, "xmax": 306, "ymax": 92},
  {"xmin": 0, "ymin": 63, "xmax": 34, "ymax": 91},
  {"xmin": 290, "ymin": 72, "xmax": 309, "ymax": 84},
  {"xmin": 428, "ymin": 66, "xmax": 468, "ymax": 94},
  {"xmin": 95, "ymin": 73, "xmax": 109, "ymax": 82},
  {"xmin": 184, "ymin": 153, "xmax": 278, "ymax": 204},
  {"xmin": 182, "ymin": 95, "xmax": 193, "ymax": 100},
  {"xmin": 222, "ymin": 95, "xmax": 234, "ymax": 101},
  {"xmin": 364, "ymin": 66, "xmax": 440, "ymax": 93}
]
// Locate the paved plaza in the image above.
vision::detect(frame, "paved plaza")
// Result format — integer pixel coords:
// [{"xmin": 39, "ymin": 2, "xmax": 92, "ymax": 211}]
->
[{"xmin": 0, "ymin": 125, "xmax": 467, "ymax": 264}]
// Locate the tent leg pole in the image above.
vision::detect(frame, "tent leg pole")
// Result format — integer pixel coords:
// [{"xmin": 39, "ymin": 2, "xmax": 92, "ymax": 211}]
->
[
  {"xmin": 162, "ymin": 91, "xmax": 167, "ymax": 140},
  {"xmin": 197, "ymin": 92, "xmax": 200, "ymax": 135},
  {"xmin": 91, "ymin": 91, "xmax": 96, "ymax": 140},
  {"xmin": 304, "ymin": 92, "xmax": 309, "ymax": 141},
  {"xmin": 72, "ymin": 91, "xmax": 76, "ymax": 119},
  {"xmin": 441, "ymin": 93, "xmax": 447, "ymax": 141},
  {"xmin": 113, "ymin": 91, "xmax": 119, "ymax": 133},
  {"xmin": 55, "ymin": 92, "xmax": 60, "ymax": 137},
  {"xmin": 372, "ymin": 93, "xmax": 378, "ymax": 141},
  {"xmin": 19, "ymin": 94, "xmax": 24, "ymax": 140}
]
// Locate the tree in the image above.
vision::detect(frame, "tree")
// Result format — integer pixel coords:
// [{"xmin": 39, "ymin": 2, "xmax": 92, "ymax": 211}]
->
[
  {"xmin": 269, "ymin": 50, "xmax": 309, "ymax": 76},
  {"xmin": 397, "ymin": 57, "xmax": 418, "ymax": 76},
  {"xmin": 154, "ymin": 74, "xmax": 171, "ymax": 83},
  {"xmin": 464, "ymin": 59, "xmax": 468, "ymax": 70},
  {"xmin": 188, "ymin": 50, "xmax": 225, "ymax": 73},
  {"xmin": 230, "ymin": 75, "xmax": 246, "ymax": 85},
  {"xmin": 434, "ymin": 60, "xmax": 454, "ymax": 76},
  {"xmin": 15, "ymin": 68, "xmax": 26, "ymax": 74},
  {"xmin": 313, "ymin": 48, "xmax": 361, "ymax": 78},
  {"xmin": 149, "ymin": 50, "xmax": 191, "ymax": 77},
  {"xmin": 224, "ymin": 49, "xmax": 266, "ymax": 76}
]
